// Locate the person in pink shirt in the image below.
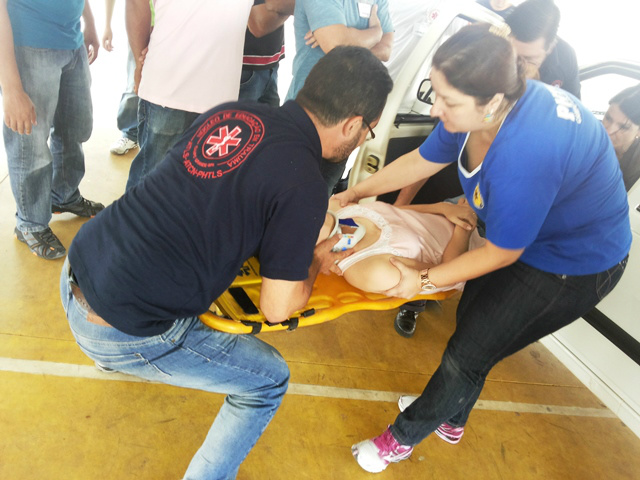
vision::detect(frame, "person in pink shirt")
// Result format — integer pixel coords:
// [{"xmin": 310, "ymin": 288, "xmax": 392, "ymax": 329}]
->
[{"xmin": 124, "ymin": 0, "xmax": 256, "ymax": 190}]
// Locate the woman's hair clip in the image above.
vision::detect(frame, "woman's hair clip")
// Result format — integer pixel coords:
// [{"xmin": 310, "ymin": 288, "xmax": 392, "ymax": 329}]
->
[{"xmin": 489, "ymin": 24, "xmax": 511, "ymax": 39}]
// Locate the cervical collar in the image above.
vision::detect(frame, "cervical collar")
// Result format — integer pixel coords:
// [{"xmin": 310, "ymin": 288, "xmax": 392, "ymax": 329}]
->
[{"xmin": 327, "ymin": 211, "xmax": 366, "ymax": 252}]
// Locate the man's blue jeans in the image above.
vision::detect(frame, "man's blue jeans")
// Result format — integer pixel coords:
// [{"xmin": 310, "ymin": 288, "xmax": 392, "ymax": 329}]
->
[
  {"xmin": 126, "ymin": 99, "xmax": 199, "ymax": 190},
  {"xmin": 4, "ymin": 46, "xmax": 92, "ymax": 231},
  {"xmin": 60, "ymin": 260, "xmax": 289, "ymax": 479},
  {"xmin": 238, "ymin": 66, "xmax": 280, "ymax": 107},
  {"xmin": 391, "ymin": 257, "xmax": 628, "ymax": 446},
  {"xmin": 116, "ymin": 48, "xmax": 139, "ymax": 143}
]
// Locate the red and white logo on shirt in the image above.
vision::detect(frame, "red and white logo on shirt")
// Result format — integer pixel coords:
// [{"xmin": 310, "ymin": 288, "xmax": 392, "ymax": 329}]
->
[{"xmin": 183, "ymin": 110, "xmax": 265, "ymax": 179}]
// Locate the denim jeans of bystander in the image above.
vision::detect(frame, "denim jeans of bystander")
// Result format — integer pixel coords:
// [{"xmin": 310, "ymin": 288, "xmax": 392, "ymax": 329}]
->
[
  {"xmin": 4, "ymin": 46, "xmax": 92, "ymax": 232},
  {"xmin": 239, "ymin": 66, "xmax": 280, "ymax": 107},
  {"xmin": 116, "ymin": 48, "xmax": 139, "ymax": 143},
  {"xmin": 126, "ymin": 100, "xmax": 199, "ymax": 190}
]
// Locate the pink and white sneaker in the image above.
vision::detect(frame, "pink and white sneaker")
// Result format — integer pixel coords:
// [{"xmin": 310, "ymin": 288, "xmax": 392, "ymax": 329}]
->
[
  {"xmin": 434, "ymin": 422, "xmax": 465, "ymax": 444},
  {"xmin": 398, "ymin": 395, "xmax": 465, "ymax": 445},
  {"xmin": 351, "ymin": 426, "xmax": 413, "ymax": 473}
]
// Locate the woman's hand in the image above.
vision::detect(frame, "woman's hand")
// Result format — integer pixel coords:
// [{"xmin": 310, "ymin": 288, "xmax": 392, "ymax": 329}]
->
[
  {"xmin": 382, "ymin": 257, "xmax": 421, "ymax": 299},
  {"xmin": 440, "ymin": 198, "xmax": 477, "ymax": 231}
]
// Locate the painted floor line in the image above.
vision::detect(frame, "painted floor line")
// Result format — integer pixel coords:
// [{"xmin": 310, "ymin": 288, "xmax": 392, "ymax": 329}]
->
[{"xmin": 0, "ymin": 356, "xmax": 616, "ymax": 419}]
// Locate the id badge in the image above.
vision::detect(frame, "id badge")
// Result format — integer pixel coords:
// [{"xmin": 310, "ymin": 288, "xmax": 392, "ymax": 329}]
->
[{"xmin": 357, "ymin": 0, "xmax": 374, "ymax": 19}]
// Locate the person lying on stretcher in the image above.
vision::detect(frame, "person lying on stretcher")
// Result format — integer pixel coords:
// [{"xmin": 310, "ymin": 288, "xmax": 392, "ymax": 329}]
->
[{"xmin": 320, "ymin": 197, "xmax": 485, "ymax": 295}]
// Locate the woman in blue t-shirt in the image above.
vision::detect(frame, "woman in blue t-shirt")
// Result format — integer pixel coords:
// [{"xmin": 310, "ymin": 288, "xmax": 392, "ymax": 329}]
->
[{"xmin": 337, "ymin": 24, "xmax": 632, "ymax": 473}]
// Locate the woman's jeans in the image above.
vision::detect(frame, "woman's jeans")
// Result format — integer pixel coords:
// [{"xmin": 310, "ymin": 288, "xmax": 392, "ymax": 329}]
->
[
  {"xmin": 125, "ymin": 99, "xmax": 199, "ymax": 190},
  {"xmin": 4, "ymin": 46, "xmax": 92, "ymax": 231},
  {"xmin": 60, "ymin": 260, "xmax": 289, "ymax": 480},
  {"xmin": 391, "ymin": 257, "xmax": 628, "ymax": 446}
]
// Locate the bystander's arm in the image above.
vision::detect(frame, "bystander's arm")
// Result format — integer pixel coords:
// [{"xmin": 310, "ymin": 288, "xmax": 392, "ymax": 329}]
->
[
  {"xmin": 102, "ymin": 0, "xmax": 116, "ymax": 51},
  {"xmin": 125, "ymin": 0, "xmax": 151, "ymax": 93},
  {"xmin": 0, "ymin": 0, "xmax": 36, "ymax": 135},
  {"xmin": 82, "ymin": 0, "xmax": 100, "ymax": 64},
  {"xmin": 249, "ymin": 0, "xmax": 294, "ymax": 37},
  {"xmin": 307, "ymin": 4, "xmax": 384, "ymax": 53}
]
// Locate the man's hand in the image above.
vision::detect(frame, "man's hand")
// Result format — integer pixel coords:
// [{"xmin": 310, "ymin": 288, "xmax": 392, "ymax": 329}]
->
[
  {"xmin": 3, "ymin": 89, "xmax": 36, "ymax": 134},
  {"xmin": 305, "ymin": 30, "xmax": 319, "ymax": 49},
  {"xmin": 314, "ymin": 234, "xmax": 354, "ymax": 276},
  {"xmin": 331, "ymin": 188, "xmax": 360, "ymax": 208},
  {"xmin": 382, "ymin": 257, "xmax": 421, "ymax": 299},
  {"xmin": 102, "ymin": 26, "xmax": 114, "ymax": 51},
  {"xmin": 82, "ymin": 7, "xmax": 100, "ymax": 64},
  {"xmin": 368, "ymin": 4, "xmax": 380, "ymax": 29}
]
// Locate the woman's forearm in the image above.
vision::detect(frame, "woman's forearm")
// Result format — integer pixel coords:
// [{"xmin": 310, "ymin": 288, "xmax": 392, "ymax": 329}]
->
[
  {"xmin": 441, "ymin": 225, "xmax": 472, "ymax": 263},
  {"xmin": 430, "ymin": 241, "xmax": 523, "ymax": 287},
  {"xmin": 352, "ymin": 148, "xmax": 445, "ymax": 200}
]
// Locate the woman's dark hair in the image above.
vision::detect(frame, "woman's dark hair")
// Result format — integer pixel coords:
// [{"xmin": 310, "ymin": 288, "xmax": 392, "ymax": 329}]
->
[
  {"xmin": 296, "ymin": 46, "xmax": 393, "ymax": 127},
  {"xmin": 610, "ymin": 84, "xmax": 640, "ymax": 126},
  {"xmin": 506, "ymin": 0, "xmax": 560, "ymax": 50},
  {"xmin": 432, "ymin": 23, "xmax": 527, "ymax": 106}
]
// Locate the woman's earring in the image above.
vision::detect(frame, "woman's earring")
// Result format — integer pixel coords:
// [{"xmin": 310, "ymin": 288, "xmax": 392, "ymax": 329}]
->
[{"xmin": 483, "ymin": 110, "xmax": 494, "ymax": 123}]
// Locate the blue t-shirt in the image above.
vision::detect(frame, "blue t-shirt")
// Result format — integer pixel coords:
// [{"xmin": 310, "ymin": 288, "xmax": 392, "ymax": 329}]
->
[
  {"xmin": 419, "ymin": 80, "xmax": 631, "ymax": 275},
  {"xmin": 7, "ymin": 0, "xmax": 84, "ymax": 50},
  {"xmin": 69, "ymin": 101, "xmax": 328, "ymax": 336},
  {"xmin": 285, "ymin": 0, "xmax": 394, "ymax": 100}
]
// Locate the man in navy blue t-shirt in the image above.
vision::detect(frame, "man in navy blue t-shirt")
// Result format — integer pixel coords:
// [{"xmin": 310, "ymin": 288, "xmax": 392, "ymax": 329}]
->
[{"xmin": 60, "ymin": 46, "xmax": 392, "ymax": 479}]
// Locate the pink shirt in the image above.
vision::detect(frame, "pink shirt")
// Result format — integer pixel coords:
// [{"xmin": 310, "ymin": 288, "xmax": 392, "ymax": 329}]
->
[
  {"xmin": 139, "ymin": 0, "xmax": 254, "ymax": 113},
  {"xmin": 336, "ymin": 202, "xmax": 485, "ymax": 293}
]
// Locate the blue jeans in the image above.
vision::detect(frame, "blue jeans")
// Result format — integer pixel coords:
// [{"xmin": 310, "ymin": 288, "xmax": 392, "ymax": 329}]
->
[
  {"xmin": 391, "ymin": 257, "xmax": 628, "ymax": 445},
  {"xmin": 116, "ymin": 48, "xmax": 139, "ymax": 142},
  {"xmin": 238, "ymin": 66, "xmax": 280, "ymax": 107},
  {"xmin": 60, "ymin": 259, "xmax": 289, "ymax": 479},
  {"xmin": 126, "ymin": 99, "xmax": 199, "ymax": 190},
  {"xmin": 4, "ymin": 46, "xmax": 92, "ymax": 231}
]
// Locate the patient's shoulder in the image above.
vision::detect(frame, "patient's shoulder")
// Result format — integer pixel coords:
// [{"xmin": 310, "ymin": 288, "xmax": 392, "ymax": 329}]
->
[{"xmin": 343, "ymin": 255, "xmax": 426, "ymax": 293}]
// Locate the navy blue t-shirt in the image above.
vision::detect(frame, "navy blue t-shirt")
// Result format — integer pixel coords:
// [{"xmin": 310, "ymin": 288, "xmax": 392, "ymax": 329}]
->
[
  {"xmin": 419, "ymin": 80, "xmax": 631, "ymax": 275},
  {"xmin": 69, "ymin": 101, "xmax": 328, "ymax": 336}
]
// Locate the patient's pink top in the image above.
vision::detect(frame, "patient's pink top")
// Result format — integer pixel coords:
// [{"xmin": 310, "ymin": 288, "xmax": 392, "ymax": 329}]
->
[{"xmin": 335, "ymin": 202, "xmax": 484, "ymax": 292}]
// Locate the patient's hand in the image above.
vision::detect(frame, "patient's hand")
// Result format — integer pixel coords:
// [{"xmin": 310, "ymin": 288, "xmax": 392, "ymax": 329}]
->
[
  {"xmin": 314, "ymin": 234, "xmax": 354, "ymax": 276},
  {"xmin": 382, "ymin": 257, "xmax": 421, "ymax": 299}
]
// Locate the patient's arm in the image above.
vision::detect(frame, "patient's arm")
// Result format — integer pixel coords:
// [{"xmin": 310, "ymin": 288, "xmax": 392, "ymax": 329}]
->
[
  {"xmin": 442, "ymin": 225, "xmax": 473, "ymax": 263},
  {"xmin": 342, "ymin": 254, "xmax": 429, "ymax": 294},
  {"xmin": 400, "ymin": 200, "xmax": 476, "ymax": 231}
]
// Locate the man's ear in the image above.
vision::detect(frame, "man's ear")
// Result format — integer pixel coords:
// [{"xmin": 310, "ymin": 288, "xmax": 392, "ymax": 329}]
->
[
  {"xmin": 341, "ymin": 116, "xmax": 362, "ymax": 138},
  {"xmin": 545, "ymin": 38, "xmax": 558, "ymax": 55}
]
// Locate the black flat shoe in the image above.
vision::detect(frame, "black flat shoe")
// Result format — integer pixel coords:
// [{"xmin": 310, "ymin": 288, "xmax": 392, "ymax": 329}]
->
[{"xmin": 394, "ymin": 309, "xmax": 418, "ymax": 338}]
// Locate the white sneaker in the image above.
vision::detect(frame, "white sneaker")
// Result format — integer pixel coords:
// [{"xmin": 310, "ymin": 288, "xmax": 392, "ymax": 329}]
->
[
  {"xmin": 398, "ymin": 395, "xmax": 419, "ymax": 412},
  {"xmin": 110, "ymin": 137, "xmax": 138, "ymax": 155}
]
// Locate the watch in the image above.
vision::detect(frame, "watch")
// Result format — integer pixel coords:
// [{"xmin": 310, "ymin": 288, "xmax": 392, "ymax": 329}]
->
[{"xmin": 419, "ymin": 268, "xmax": 437, "ymax": 292}]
